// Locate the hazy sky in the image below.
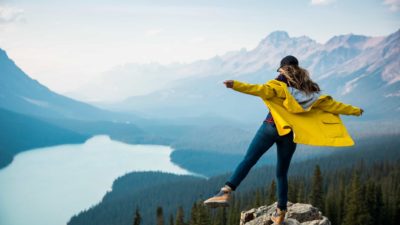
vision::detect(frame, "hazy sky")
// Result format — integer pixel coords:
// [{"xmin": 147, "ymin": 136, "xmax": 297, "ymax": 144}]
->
[{"xmin": 0, "ymin": 0, "xmax": 399, "ymax": 93}]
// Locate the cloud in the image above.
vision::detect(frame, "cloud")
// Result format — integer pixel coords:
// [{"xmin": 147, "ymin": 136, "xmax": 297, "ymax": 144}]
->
[
  {"xmin": 145, "ymin": 28, "xmax": 164, "ymax": 36},
  {"xmin": 310, "ymin": 0, "xmax": 336, "ymax": 5},
  {"xmin": 383, "ymin": 0, "xmax": 400, "ymax": 12},
  {"xmin": 188, "ymin": 36, "xmax": 206, "ymax": 44},
  {"xmin": 0, "ymin": 6, "xmax": 25, "ymax": 23}
]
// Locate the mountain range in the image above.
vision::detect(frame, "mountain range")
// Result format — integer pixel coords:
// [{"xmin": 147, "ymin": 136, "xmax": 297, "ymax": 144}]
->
[
  {"xmin": 1, "ymin": 29, "xmax": 399, "ymax": 168},
  {"xmin": 85, "ymin": 29, "xmax": 400, "ymax": 123}
]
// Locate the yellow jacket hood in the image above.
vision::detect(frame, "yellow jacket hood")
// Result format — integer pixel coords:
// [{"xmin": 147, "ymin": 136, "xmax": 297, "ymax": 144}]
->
[{"xmin": 267, "ymin": 80, "xmax": 322, "ymax": 113}]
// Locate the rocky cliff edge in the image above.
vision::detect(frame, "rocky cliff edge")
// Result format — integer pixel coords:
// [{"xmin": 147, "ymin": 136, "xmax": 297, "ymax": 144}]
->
[{"xmin": 240, "ymin": 202, "xmax": 331, "ymax": 225}]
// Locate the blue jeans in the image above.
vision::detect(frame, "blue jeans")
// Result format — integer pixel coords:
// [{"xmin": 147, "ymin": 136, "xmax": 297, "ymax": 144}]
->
[{"xmin": 225, "ymin": 121, "xmax": 297, "ymax": 210}]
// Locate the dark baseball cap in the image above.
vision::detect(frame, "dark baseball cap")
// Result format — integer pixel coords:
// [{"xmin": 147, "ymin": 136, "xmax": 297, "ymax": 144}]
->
[{"xmin": 277, "ymin": 55, "xmax": 299, "ymax": 72}]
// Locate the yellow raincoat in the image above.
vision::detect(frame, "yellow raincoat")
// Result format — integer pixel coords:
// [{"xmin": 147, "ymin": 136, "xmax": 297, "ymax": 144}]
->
[{"xmin": 232, "ymin": 79, "xmax": 362, "ymax": 147}]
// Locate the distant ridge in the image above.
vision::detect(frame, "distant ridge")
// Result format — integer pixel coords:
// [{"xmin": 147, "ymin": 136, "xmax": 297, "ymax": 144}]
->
[{"xmin": 0, "ymin": 48, "xmax": 137, "ymax": 122}]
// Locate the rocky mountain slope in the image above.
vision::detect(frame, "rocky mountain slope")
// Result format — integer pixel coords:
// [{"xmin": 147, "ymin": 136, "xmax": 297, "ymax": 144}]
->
[
  {"xmin": 0, "ymin": 48, "xmax": 137, "ymax": 122},
  {"xmin": 101, "ymin": 29, "xmax": 400, "ymax": 122}
]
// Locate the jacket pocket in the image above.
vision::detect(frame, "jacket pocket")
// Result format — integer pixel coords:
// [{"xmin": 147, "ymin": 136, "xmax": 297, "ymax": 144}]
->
[{"xmin": 320, "ymin": 114, "xmax": 344, "ymax": 138}]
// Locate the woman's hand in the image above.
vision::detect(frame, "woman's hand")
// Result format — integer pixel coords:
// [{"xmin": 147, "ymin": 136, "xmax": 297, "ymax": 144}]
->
[{"xmin": 223, "ymin": 80, "xmax": 234, "ymax": 88}]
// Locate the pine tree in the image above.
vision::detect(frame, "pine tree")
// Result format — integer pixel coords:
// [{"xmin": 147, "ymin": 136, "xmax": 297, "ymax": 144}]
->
[
  {"xmin": 227, "ymin": 195, "xmax": 241, "ymax": 225},
  {"xmin": 157, "ymin": 206, "xmax": 164, "ymax": 225},
  {"xmin": 176, "ymin": 206, "xmax": 185, "ymax": 225},
  {"xmin": 213, "ymin": 207, "xmax": 227, "ymax": 225},
  {"xmin": 169, "ymin": 213, "xmax": 174, "ymax": 225},
  {"xmin": 365, "ymin": 180, "xmax": 377, "ymax": 225},
  {"xmin": 254, "ymin": 188, "xmax": 262, "ymax": 207},
  {"xmin": 268, "ymin": 180, "xmax": 277, "ymax": 204},
  {"xmin": 324, "ymin": 183, "xmax": 337, "ymax": 225},
  {"xmin": 343, "ymin": 171, "xmax": 357, "ymax": 225},
  {"xmin": 297, "ymin": 179, "xmax": 305, "ymax": 203},
  {"xmin": 394, "ymin": 185, "xmax": 400, "ymax": 225},
  {"xmin": 359, "ymin": 183, "xmax": 373, "ymax": 225},
  {"xmin": 337, "ymin": 174, "xmax": 346, "ymax": 225},
  {"xmin": 310, "ymin": 164, "xmax": 324, "ymax": 211},
  {"xmin": 133, "ymin": 206, "xmax": 141, "ymax": 225},
  {"xmin": 197, "ymin": 202, "xmax": 211, "ymax": 225},
  {"xmin": 343, "ymin": 169, "xmax": 371, "ymax": 225},
  {"xmin": 227, "ymin": 195, "xmax": 236, "ymax": 225},
  {"xmin": 232, "ymin": 196, "xmax": 241, "ymax": 225},
  {"xmin": 190, "ymin": 202, "xmax": 198, "ymax": 225},
  {"xmin": 288, "ymin": 179, "xmax": 297, "ymax": 204},
  {"xmin": 374, "ymin": 184, "xmax": 384, "ymax": 225}
]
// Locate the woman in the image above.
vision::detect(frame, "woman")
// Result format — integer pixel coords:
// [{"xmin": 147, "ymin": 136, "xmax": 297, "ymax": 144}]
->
[{"xmin": 203, "ymin": 55, "xmax": 364, "ymax": 225}]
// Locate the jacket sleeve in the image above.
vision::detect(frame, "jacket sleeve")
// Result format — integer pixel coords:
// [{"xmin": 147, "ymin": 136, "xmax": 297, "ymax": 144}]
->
[
  {"xmin": 232, "ymin": 80, "xmax": 275, "ymax": 99},
  {"xmin": 317, "ymin": 97, "xmax": 362, "ymax": 116}
]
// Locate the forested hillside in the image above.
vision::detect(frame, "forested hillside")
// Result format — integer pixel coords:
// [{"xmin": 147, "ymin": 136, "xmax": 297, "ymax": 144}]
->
[
  {"xmin": 68, "ymin": 133, "xmax": 400, "ymax": 225},
  {"xmin": 170, "ymin": 140, "xmax": 356, "ymax": 177},
  {"xmin": 181, "ymin": 159, "xmax": 399, "ymax": 225},
  {"xmin": 0, "ymin": 108, "xmax": 88, "ymax": 169}
]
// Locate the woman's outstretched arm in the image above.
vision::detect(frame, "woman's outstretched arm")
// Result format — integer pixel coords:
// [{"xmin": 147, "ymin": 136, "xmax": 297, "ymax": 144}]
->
[
  {"xmin": 317, "ymin": 97, "xmax": 364, "ymax": 116},
  {"xmin": 224, "ymin": 80, "xmax": 275, "ymax": 99}
]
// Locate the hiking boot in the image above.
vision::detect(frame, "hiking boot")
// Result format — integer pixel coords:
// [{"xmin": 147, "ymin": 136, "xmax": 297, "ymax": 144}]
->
[
  {"xmin": 271, "ymin": 207, "xmax": 287, "ymax": 225},
  {"xmin": 203, "ymin": 185, "xmax": 232, "ymax": 208}
]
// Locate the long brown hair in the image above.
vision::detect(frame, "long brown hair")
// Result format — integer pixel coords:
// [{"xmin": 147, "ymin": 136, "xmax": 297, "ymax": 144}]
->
[{"xmin": 280, "ymin": 65, "xmax": 321, "ymax": 95}]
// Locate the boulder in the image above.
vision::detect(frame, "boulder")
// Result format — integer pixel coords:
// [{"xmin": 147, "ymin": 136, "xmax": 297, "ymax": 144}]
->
[{"xmin": 240, "ymin": 202, "xmax": 331, "ymax": 225}]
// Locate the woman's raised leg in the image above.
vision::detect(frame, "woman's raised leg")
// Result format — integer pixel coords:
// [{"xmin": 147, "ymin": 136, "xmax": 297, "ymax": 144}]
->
[
  {"xmin": 204, "ymin": 122, "xmax": 279, "ymax": 208},
  {"xmin": 225, "ymin": 122, "xmax": 278, "ymax": 190}
]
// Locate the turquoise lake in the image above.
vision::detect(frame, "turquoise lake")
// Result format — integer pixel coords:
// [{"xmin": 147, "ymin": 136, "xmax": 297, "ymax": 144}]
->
[{"xmin": 0, "ymin": 135, "xmax": 196, "ymax": 225}]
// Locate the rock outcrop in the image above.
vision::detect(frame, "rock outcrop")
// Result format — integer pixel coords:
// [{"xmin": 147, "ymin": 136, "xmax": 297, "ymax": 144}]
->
[{"xmin": 240, "ymin": 202, "xmax": 331, "ymax": 225}]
